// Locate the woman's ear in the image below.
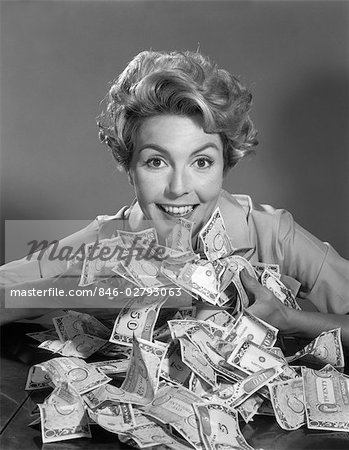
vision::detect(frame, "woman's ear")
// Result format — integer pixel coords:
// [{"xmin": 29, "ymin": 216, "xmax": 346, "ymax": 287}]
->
[{"xmin": 127, "ymin": 170, "xmax": 134, "ymax": 186}]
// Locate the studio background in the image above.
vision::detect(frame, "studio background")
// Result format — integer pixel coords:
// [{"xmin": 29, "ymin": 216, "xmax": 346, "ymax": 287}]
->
[{"xmin": 1, "ymin": 0, "xmax": 348, "ymax": 262}]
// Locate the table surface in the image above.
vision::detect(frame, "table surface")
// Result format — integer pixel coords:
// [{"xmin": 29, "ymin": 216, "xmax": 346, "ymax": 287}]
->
[{"xmin": 1, "ymin": 321, "xmax": 349, "ymax": 450}]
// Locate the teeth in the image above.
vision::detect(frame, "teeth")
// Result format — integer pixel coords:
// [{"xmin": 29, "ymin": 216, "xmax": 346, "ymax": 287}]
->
[{"xmin": 160, "ymin": 205, "xmax": 194, "ymax": 215}]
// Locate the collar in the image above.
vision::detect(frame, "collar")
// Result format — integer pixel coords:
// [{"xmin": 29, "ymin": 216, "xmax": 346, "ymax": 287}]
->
[{"xmin": 127, "ymin": 189, "xmax": 253, "ymax": 252}]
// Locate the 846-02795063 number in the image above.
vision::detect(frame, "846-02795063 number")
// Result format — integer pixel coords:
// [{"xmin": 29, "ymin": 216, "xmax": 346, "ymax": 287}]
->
[{"xmin": 97, "ymin": 286, "xmax": 182, "ymax": 297}]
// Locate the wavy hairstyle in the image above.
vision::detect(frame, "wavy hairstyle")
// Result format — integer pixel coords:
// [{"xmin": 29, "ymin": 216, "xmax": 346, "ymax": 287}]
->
[{"xmin": 98, "ymin": 50, "xmax": 258, "ymax": 172}]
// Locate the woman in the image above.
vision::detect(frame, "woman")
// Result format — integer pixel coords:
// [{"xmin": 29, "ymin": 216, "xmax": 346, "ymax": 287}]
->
[{"xmin": 1, "ymin": 50, "xmax": 349, "ymax": 346}]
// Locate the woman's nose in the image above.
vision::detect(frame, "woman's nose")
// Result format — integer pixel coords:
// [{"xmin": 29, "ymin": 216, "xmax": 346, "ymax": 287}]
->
[{"xmin": 167, "ymin": 168, "xmax": 191, "ymax": 197}]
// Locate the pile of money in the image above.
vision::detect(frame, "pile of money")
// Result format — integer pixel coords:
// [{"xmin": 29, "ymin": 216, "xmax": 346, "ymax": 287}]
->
[{"xmin": 23, "ymin": 208, "xmax": 348, "ymax": 448}]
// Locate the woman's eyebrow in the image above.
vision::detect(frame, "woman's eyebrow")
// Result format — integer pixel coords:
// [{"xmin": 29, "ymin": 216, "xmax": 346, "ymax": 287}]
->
[{"xmin": 137, "ymin": 143, "xmax": 220, "ymax": 155}]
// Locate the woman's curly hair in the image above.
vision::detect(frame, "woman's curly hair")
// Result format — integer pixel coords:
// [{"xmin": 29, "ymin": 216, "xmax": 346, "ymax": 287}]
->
[{"xmin": 97, "ymin": 50, "xmax": 258, "ymax": 172}]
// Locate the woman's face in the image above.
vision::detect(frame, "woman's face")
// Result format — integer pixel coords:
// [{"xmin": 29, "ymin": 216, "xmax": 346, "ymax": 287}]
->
[{"xmin": 128, "ymin": 114, "xmax": 225, "ymax": 241}]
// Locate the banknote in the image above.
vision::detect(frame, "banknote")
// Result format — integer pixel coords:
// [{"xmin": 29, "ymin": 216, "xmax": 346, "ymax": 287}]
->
[
  {"xmin": 213, "ymin": 366, "xmax": 283, "ymax": 408},
  {"xmin": 25, "ymin": 365, "xmax": 53, "ymax": 391},
  {"xmin": 188, "ymin": 372, "xmax": 213, "ymax": 398},
  {"xmin": 179, "ymin": 335, "xmax": 217, "ymax": 387},
  {"xmin": 236, "ymin": 393, "xmax": 264, "ymax": 423},
  {"xmin": 121, "ymin": 421, "xmax": 193, "ymax": 449},
  {"xmin": 218, "ymin": 255, "xmax": 257, "ymax": 309},
  {"xmin": 39, "ymin": 396, "xmax": 91, "ymax": 443},
  {"xmin": 142, "ymin": 383, "xmax": 205, "ymax": 450},
  {"xmin": 260, "ymin": 269, "xmax": 301, "ymax": 310},
  {"xmin": 160, "ymin": 340, "xmax": 192, "ymax": 385},
  {"xmin": 112, "ymin": 261, "xmax": 140, "ymax": 286},
  {"xmin": 225, "ymin": 310, "xmax": 278, "ymax": 348},
  {"xmin": 78, "ymin": 236, "xmax": 129, "ymax": 285},
  {"xmin": 177, "ymin": 260, "xmax": 220, "ymax": 304},
  {"xmin": 85, "ymin": 336, "xmax": 168, "ymax": 407},
  {"xmin": 227, "ymin": 339, "xmax": 285, "ymax": 374},
  {"xmin": 221, "ymin": 255, "xmax": 257, "ymax": 280},
  {"xmin": 59, "ymin": 334, "xmax": 107, "ymax": 359},
  {"xmin": 193, "ymin": 402, "xmax": 253, "ymax": 450},
  {"xmin": 37, "ymin": 357, "xmax": 111, "ymax": 395},
  {"xmin": 286, "ymin": 328, "xmax": 345, "ymax": 369},
  {"xmin": 168, "ymin": 319, "xmax": 211, "ymax": 340},
  {"xmin": 88, "ymin": 359, "xmax": 130, "ymax": 377},
  {"xmin": 124, "ymin": 256, "xmax": 165, "ymax": 288},
  {"xmin": 165, "ymin": 217, "xmax": 194, "ymax": 253},
  {"xmin": 302, "ymin": 365, "xmax": 349, "ymax": 431},
  {"xmin": 253, "ymin": 262, "xmax": 280, "ymax": 279},
  {"xmin": 109, "ymin": 294, "xmax": 168, "ymax": 346},
  {"xmin": 79, "ymin": 242, "xmax": 103, "ymax": 286},
  {"xmin": 269, "ymin": 378, "xmax": 306, "ymax": 430},
  {"xmin": 52, "ymin": 310, "xmax": 111, "ymax": 341},
  {"xmin": 87, "ymin": 402, "xmax": 136, "ymax": 433},
  {"xmin": 198, "ymin": 207, "xmax": 233, "ymax": 261},
  {"xmin": 204, "ymin": 309, "xmax": 235, "ymax": 328},
  {"xmin": 184, "ymin": 324, "xmax": 247, "ymax": 383},
  {"xmin": 122, "ymin": 336, "xmax": 168, "ymax": 405},
  {"xmin": 38, "ymin": 339, "xmax": 64, "ymax": 354},
  {"xmin": 185, "ymin": 324, "xmax": 226, "ymax": 367},
  {"xmin": 117, "ymin": 228, "xmax": 158, "ymax": 247},
  {"xmin": 26, "ymin": 329, "xmax": 59, "ymax": 343}
]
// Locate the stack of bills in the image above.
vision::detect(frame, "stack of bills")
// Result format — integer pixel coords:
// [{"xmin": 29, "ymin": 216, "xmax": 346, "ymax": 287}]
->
[{"xmin": 23, "ymin": 208, "xmax": 348, "ymax": 448}]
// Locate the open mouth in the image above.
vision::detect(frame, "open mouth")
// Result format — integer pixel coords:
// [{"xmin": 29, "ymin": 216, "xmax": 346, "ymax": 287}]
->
[{"xmin": 157, "ymin": 204, "xmax": 199, "ymax": 218}]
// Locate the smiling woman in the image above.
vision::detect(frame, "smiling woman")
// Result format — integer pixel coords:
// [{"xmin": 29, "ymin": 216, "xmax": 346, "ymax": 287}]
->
[{"xmin": 1, "ymin": 50, "xmax": 349, "ymax": 347}]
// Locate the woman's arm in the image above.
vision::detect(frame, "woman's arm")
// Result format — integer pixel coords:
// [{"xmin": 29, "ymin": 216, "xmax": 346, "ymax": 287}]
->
[{"xmin": 240, "ymin": 269, "xmax": 349, "ymax": 348}]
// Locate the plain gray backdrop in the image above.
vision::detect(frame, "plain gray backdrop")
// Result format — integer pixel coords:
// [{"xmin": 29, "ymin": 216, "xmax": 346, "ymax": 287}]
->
[{"xmin": 1, "ymin": 0, "xmax": 348, "ymax": 262}]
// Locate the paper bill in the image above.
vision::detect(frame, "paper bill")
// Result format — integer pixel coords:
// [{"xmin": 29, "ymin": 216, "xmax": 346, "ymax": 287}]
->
[
  {"xmin": 168, "ymin": 319, "xmax": 210, "ymax": 340},
  {"xmin": 52, "ymin": 310, "xmax": 111, "ymax": 341},
  {"xmin": 37, "ymin": 357, "xmax": 111, "ymax": 395},
  {"xmin": 227, "ymin": 339, "xmax": 285, "ymax": 374},
  {"xmin": 87, "ymin": 402, "xmax": 136, "ymax": 433},
  {"xmin": 124, "ymin": 255, "xmax": 165, "ymax": 288},
  {"xmin": 286, "ymin": 328, "xmax": 345, "ymax": 369},
  {"xmin": 59, "ymin": 334, "xmax": 107, "ymax": 358},
  {"xmin": 302, "ymin": 365, "xmax": 349, "ymax": 431},
  {"xmin": 79, "ymin": 242, "xmax": 103, "ymax": 286},
  {"xmin": 261, "ymin": 269, "xmax": 301, "ymax": 310},
  {"xmin": 177, "ymin": 260, "xmax": 220, "ymax": 304},
  {"xmin": 269, "ymin": 378, "xmax": 306, "ymax": 430},
  {"xmin": 237, "ymin": 393, "xmax": 264, "ymax": 423},
  {"xmin": 193, "ymin": 402, "xmax": 253, "ymax": 450},
  {"xmin": 26, "ymin": 329, "xmax": 59, "ymax": 343},
  {"xmin": 109, "ymin": 294, "xmax": 168, "ymax": 346},
  {"xmin": 179, "ymin": 335, "xmax": 216, "ymax": 387},
  {"xmin": 214, "ymin": 366, "xmax": 283, "ymax": 408},
  {"xmin": 204, "ymin": 310, "xmax": 235, "ymax": 328},
  {"xmin": 25, "ymin": 365, "xmax": 53, "ymax": 391},
  {"xmin": 226, "ymin": 310, "xmax": 278, "ymax": 347},
  {"xmin": 38, "ymin": 339, "xmax": 64, "ymax": 354},
  {"xmin": 160, "ymin": 340, "xmax": 192, "ymax": 385},
  {"xmin": 189, "ymin": 372, "xmax": 213, "ymax": 398},
  {"xmin": 121, "ymin": 421, "xmax": 193, "ymax": 449},
  {"xmin": 39, "ymin": 397, "xmax": 91, "ymax": 443},
  {"xmin": 142, "ymin": 383, "xmax": 205, "ymax": 450},
  {"xmin": 165, "ymin": 217, "xmax": 194, "ymax": 253},
  {"xmin": 198, "ymin": 207, "xmax": 233, "ymax": 261},
  {"xmin": 88, "ymin": 359, "xmax": 130, "ymax": 377},
  {"xmin": 253, "ymin": 262, "xmax": 280, "ymax": 279},
  {"xmin": 117, "ymin": 228, "xmax": 158, "ymax": 247}
]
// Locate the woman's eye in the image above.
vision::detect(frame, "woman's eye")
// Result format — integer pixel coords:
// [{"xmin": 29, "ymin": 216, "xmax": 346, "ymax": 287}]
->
[
  {"xmin": 146, "ymin": 158, "xmax": 166, "ymax": 169},
  {"xmin": 194, "ymin": 157, "xmax": 213, "ymax": 169}
]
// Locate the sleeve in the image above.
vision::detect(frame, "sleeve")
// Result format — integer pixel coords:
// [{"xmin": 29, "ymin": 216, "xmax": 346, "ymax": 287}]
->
[
  {"xmin": 0, "ymin": 218, "xmax": 101, "ymax": 286},
  {"xmin": 274, "ymin": 210, "xmax": 349, "ymax": 314}
]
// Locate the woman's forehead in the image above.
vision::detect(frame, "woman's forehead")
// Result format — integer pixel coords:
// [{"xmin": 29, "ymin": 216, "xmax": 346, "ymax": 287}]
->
[{"xmin": 135, "ymin": 114, "xmax": 223, "ymax": 151}]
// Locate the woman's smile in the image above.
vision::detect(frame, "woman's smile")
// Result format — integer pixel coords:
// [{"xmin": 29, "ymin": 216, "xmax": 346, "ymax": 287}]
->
[
  {"xmin": 156, "ymin": 203, "xmax": 199, "ymax": 217},
  {"xmin": 128, "ymin": 114, "xmax": 225, "ymax": 241}
]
